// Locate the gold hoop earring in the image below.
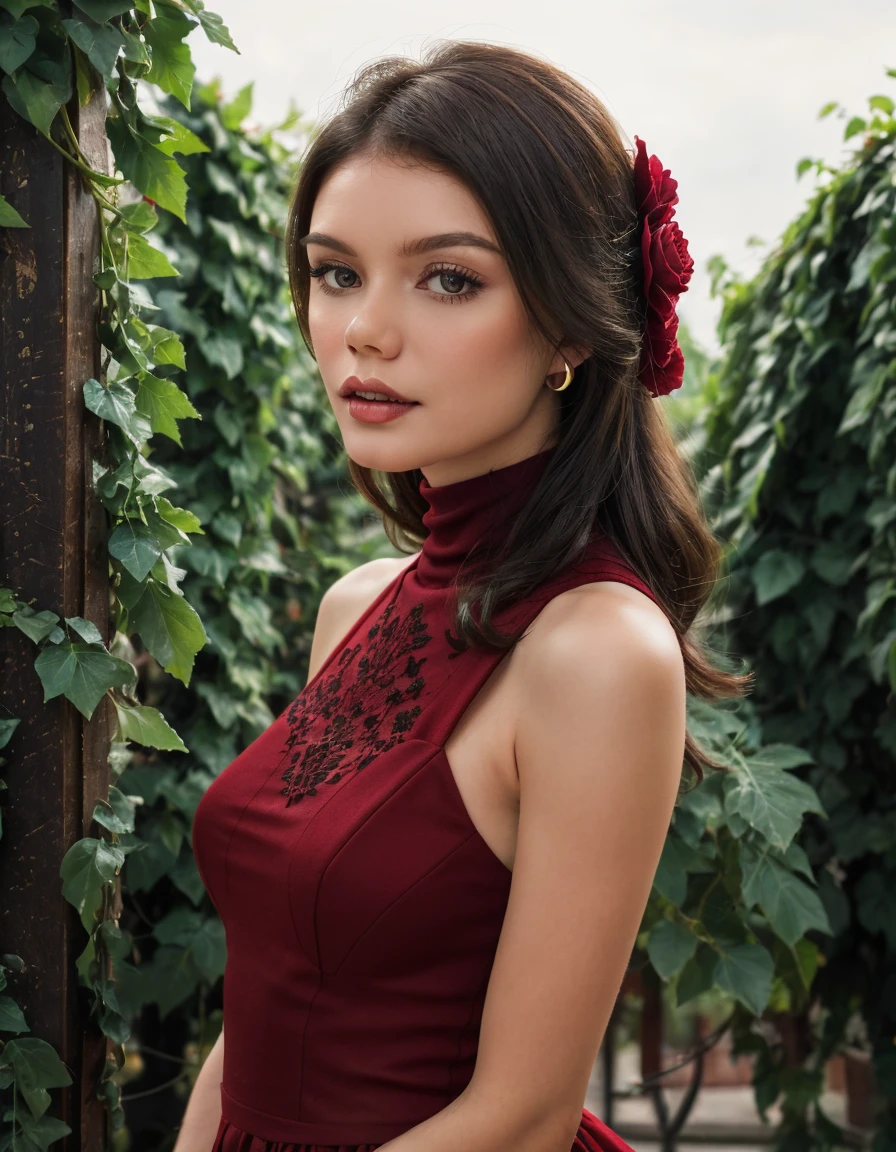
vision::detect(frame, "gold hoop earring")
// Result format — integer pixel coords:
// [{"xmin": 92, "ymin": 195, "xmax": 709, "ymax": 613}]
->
[{"xmin": 545, "ymin": 360, "xmax": 573, "ymax": 392}]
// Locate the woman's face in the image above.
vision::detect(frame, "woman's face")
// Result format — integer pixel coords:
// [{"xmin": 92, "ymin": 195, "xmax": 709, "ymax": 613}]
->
[{"xmin": 302, "ymin": 152, "xmax": 579, "ymax": 486}]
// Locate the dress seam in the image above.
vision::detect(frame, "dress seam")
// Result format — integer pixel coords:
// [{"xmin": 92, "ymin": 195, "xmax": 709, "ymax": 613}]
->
[
  {"xmin": 330, "ymin": 830, "xmax": 479, "ymax": 974},
  {"xmin": 295, "ymin": 964, "xmax": 324, "ymax": 1120}
]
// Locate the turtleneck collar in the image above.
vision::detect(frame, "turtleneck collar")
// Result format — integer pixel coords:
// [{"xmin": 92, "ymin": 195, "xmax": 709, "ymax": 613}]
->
[{"xmin": 414, "ymin": 444, "xmax": 558, "ymax": 588}]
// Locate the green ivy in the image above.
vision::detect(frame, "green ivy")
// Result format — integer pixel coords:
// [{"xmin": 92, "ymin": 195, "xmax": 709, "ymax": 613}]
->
[
  {"xmin": 695, "ymin": 76, "xmax": 896, "ymax": 1149},
  {"xmin": 0, "ymin": 0, "xmax": 238, "ymax": 1144}
]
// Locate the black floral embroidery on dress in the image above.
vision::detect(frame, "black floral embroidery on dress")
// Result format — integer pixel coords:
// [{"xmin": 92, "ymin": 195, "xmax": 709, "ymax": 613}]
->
[{"xmin": 279, "ymin": 598, "xmax": 433, "ymax": 806}]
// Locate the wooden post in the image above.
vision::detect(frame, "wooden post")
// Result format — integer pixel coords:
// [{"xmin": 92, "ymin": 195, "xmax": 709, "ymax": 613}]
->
[{"xmin": 0, "ymin": 83, "xmax": 113, "ymax": 1152}]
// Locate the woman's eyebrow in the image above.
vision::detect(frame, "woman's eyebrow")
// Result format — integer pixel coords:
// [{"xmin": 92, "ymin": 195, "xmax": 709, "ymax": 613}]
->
[{"xmin": 299, "ymin": 231, "xmax": 502, "ymax": 257}]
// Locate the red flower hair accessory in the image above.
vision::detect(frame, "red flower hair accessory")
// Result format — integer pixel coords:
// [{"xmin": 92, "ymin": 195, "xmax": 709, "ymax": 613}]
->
[{"xmin": 632, "ymin": 136, "xmax": 694, "ymax": 398}]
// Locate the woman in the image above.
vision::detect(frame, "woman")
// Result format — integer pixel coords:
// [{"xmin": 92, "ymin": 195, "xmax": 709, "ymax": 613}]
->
[{"xmin": 185, "ymin": 39, "xmax": 750, "ymax": 1152}]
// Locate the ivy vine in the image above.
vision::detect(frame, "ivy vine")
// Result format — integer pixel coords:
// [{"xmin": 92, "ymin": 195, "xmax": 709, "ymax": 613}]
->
[
  {"xmin": 0, "ymin": 1, "xmax": 238, "ymax": 1145},
  {"xmin": 697, "ymin": 77, "xmax": 896, "ymax": 1149}
]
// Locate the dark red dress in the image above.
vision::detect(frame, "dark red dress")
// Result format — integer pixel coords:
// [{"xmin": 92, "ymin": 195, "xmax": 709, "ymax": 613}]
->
[{"xmin": 192, "ymin": 444, "xmax": 657, "ymax": 1152}]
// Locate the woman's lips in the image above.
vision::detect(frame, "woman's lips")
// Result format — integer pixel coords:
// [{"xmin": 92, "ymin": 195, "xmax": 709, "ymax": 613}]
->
[{"xmin": 345, "ymin": 395, "xmax": 419, "ymax": 424}]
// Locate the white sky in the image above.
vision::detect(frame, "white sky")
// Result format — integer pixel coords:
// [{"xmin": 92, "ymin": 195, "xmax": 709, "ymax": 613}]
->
[{"xmin": 190, "ymin": 1, "xmax": 892, "ymax": 357}]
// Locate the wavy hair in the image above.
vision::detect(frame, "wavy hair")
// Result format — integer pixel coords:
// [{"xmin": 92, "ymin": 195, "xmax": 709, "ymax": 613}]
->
[{"xmin": 285, "ymin": 39, "xmax": 753, "ymax": 780}]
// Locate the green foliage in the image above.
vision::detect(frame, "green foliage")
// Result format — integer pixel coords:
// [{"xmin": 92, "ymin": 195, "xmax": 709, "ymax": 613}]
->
[
  {"xmin": 639, "ymin": 694, "xmax": 831, "ymax": 1025},
  {"xmin": 0, "ymin": 0, "xmax": 238, "ymax": 1142},
  {"xmin": 694, "ymin": 78, "xmax": 896, "ymax": 1148}
]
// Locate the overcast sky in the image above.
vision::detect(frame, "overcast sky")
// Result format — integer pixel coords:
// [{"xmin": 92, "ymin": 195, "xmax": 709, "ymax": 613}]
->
[{"xmin": 190, "ymin": 2, "xmax": 892, "ymax": 357}]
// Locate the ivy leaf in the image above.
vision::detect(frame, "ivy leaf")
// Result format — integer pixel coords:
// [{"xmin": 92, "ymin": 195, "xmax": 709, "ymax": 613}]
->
[
  {"xmin": 109, "ymin": 519, "xmax": 166, "ymax": 581},
  {"xmin": 120, "ymin": 230, "xmax": 179, "ymax": 279},
  {"xmin": 119, "ymin": 198, "xmax": 158, "ymax": 233},
  {"xmin": 646, "ymin": 918, "xmax": 698, "ymax": 980},
  {"xmin": 181, "ymin": 0, "xmax": 238, "ymax": 52},
  {"xmin": 134, "ymin": 372, "xmax": 201, "ymax": 445},
  {"xmin": 106, "ymin": 114, "xmax": 188, "ymax": 223},
  {"xmin": 74, "ymin": 0, "xmax": 132, "ymax": 18},
  {"xmin": 154, "ymin": 906, "xmax": 203, "ymax": 947},
  {"xmin": 144, "ymin": 15, "xmax": 195, "ymax": 109},
  {"xmin": 112, "ymin": 699, "xmax": 188, "ymax": 752},
  {"xmin": 34, "ymin": 642, "xmax": 137, "ymax": 720},
  {"xmin": 809, "ymin": 541, "xmax": 855, "ymax": 586},
  {"xmin": 61, "ymin": 15, "xmax": 125, "ymax": 77},
  {"xmin": 143, "ymin": 501, "xmax": 195, "ymax": 550},
  {"xmin": 99, "ymin": 920, "xmax": 132, "ymax": 963},
  {"xmin": 0, "ymin": 191, "xmax": 28, "ymax": 227},
  {"xmin": 64, "ymin": 616, "xmax": 104, "ymax": 645},
  {"xmin": 0, "ymin": 995, "xmax": 29, "ymax": 1034},
  {"xmin": 12, "ymin": 605, "xmax": 62, "ymax": 644},
  {"xmin": 190, "ymin": 917, "xmax": 226, "ymax": 981},
  {"xmin": 2, "ymin": 65, "xmax": 71, "ymax": 136},
  {"xmin": 91, "ymin": 800, "xmax": 129, "ymax": 837},
  {"xmin": 0, "ymin": 1037, "xmax": 72, "ymax": 1120},
  {"xmin": 750, "ymin": 549, "xmax": 806, "ymax": 605},
  {"xmin": 652, "ymin": 833, "xmax": 710, "ymax": 904},
  {"xmin": 0, "ymin": 0, "xmax": 54, "ymax": 17},
  {"xmin": 749, "ymin": 744, "xmax": 816, "ymax": 769},
  {"xmin": 155, "ymin": 495, "xmax": 203, "ymax": 534},
  {"xmin": 129, "ymin": 578, "xmax": 208, "ymax": 686},
  {"xmin": 713, "ymin": 943, "xmax": 774, "ymax": 1015},
  {"xmin": 227, "ymin": 586, "xmax": 282, "ymax": 651},
  {"xmin": 777, "ymin": 839, "xmax": 815, "ymax": 882},
  {"xmin": 60, "ymin": 837, "xmax": 125, "ymax": 933},
  {"xmin": 739, "ymin": 840, "xmax": 831, "ymax": 946},
  {"xmin": 0, "ymin": 718, "xmax": 20, "ymax": 750},
  {"xmin": 92, "ymin": 786, "xmax": 137, "ymax": 835},
  {"xmin": 138, "ymin": 944, "xmax": 198, "ymax": 1019},
  {"xmin": 724, "ymin": 751, "xmax": 825, "ymax": 851},
  {"xmin": 150, "ymin": 115, "xmax": 210, "ymax": 157},
  {"xmin": 199, "ymin": 331, "xmax": 243, "ymax": 379},
  {"xmin": 675, "ymin": 942, "xmax": 718, "ymax": 1006},
  {"xmin": 0, "ymin": 13, "xmax": 38, "ymax": 75},
  {"xmin": 151, "ymin": 329, "xmax": 186, "ymax": 369},
  {"xmin": 83, "ymin": 377, "xmax": 154, "ymax": 446}
]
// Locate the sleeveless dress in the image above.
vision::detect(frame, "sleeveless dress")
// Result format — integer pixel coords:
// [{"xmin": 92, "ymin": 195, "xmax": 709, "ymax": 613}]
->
[{"xmin": 192, "ymin": 443, "xmax": 659, "ymax": 1152}]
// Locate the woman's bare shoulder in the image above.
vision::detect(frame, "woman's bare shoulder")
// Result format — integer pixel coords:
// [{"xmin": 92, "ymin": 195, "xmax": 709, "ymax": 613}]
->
[{"xmin": 507, "ymin": 578, "xmax": 681, "ymax": 738}]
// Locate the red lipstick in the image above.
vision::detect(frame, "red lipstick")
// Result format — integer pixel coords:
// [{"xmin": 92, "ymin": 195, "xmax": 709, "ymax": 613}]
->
[{"xmin": 338, "ymin": 376, "xmax": 419, "ymax": 424}]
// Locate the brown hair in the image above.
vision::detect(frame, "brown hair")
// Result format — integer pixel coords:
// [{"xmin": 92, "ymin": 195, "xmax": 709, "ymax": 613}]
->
[{"xmin": 285, "ymin": 39, "xmax": 753, "ymax": 781}]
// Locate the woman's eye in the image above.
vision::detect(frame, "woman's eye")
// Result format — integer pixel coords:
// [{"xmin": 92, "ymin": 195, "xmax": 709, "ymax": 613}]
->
[
  {"xmin": 310, "ymin": 263, "xmax": 359, "ymax": 291},
  {"xmin": 308, "ymin": 261, "xmax": 483, "ymax": 304},
  {"xmin": 425, "ymin": 269, "xmax": 477, "ymax": 299}
]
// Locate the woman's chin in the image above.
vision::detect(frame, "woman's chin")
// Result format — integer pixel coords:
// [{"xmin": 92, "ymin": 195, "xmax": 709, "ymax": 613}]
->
[{"xmin": 344, "ymin": 440, "xmax": 426, "ymax": 475}]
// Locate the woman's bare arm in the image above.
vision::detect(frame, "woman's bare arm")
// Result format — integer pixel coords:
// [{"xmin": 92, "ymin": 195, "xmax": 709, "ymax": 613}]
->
[
  {"xmin": 377, "ymin": 584, "xmax": 686, "ymax": 1150},
  {"xmin": 173, "ymin": 1027, "xmax": 224, "ymax": 1152}
]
